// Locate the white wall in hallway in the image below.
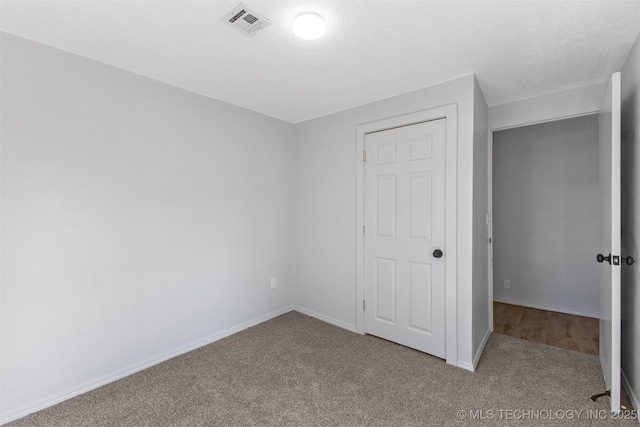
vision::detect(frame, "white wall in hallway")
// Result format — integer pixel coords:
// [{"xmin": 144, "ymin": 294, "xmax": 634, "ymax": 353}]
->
[{"xmin": 492, "ymin": 115, "xmax": 600, "ymax": 317}]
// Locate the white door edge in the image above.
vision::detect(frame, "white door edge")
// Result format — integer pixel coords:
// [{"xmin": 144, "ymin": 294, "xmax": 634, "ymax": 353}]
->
[
  {"xmin": 355, "ymin": 104, "xmax": 458, "ymax": 366},
  {"xmin": 610, "ymin": 71, "xmax": 622, "ymax": 413}
]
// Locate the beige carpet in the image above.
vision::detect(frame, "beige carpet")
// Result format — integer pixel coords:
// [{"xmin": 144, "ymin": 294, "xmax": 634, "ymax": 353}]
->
[{"xmin": 7, "ymin": 311, "xmax": 637, "ymax": 426}]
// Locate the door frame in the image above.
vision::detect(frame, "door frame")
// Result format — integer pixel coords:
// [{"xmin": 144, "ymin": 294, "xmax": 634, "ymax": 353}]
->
[
  {"xmin": 355, "ymin": 104, "xmax": 458, "ymax": 366},
  {"xmin": 487, "ymin": 110, "xmax": 602, "ymax": 331}
]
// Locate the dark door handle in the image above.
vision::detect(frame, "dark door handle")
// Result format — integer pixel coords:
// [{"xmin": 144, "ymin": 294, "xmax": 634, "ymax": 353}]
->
[
  {"xmin": 433, "ymin": 249, "xmax": 443, "ymax": 258},
  {"xmin": 597, "ymin": 253, "xmax": 635, "ymax": 265}
]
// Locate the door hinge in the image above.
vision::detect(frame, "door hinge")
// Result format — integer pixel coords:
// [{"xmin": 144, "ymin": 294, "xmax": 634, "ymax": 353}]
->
[
  {"xmin": 363, "ymin": 300, "xmax": 365, "ymax": 311},
  {"xmin": 363, "ymin": 150, "xmax": 367, "ymax": 162},
  {"xmin": 363, "ymin": 225, "xmax": 366, "ymax": 236}
]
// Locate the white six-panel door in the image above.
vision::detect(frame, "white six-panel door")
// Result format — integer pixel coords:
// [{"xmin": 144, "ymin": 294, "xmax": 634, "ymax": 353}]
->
[{"xmin": 364, "ymin": 119, "xmax": 446, "ymax": 358}]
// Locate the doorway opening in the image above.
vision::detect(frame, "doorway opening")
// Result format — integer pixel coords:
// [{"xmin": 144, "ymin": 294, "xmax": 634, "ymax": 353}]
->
[{"xmin": 490, "ymin": 114, "xmax": 600, "ymax": 355}]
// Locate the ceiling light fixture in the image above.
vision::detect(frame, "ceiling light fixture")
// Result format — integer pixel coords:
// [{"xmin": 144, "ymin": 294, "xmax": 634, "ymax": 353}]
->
[{"xmin": 292, "ymin": 13, "xmax": 326, "ymax": 40}]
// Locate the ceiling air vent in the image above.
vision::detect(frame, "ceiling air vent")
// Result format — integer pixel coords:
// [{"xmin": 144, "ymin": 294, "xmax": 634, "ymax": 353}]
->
[{"xmin": 221, "ymin": 3, "xmax": 271, "ymax": 37}]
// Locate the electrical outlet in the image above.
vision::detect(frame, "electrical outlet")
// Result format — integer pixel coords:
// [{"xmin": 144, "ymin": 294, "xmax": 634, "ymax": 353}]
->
[
  {"xmin": 504, "ymin": 279, "xmax": 510, "ymax": 289},
  {"xmin": 270, "ymin": 277, "xmax": 277, "ymax": 289}
]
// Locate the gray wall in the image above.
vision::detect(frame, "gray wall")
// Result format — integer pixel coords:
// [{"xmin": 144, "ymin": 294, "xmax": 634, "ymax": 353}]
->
[
  {"xmin": 492, "ymin": 115, "xmax": 600, "ymax": 317},
  {"xmin": 1, "ymin": 33, "xmax": 295, "ymax": 422},
  {"xmin": 620, "ymin": 30, "xmax": 640, "ymax": 411},
  {"xmin": 472, "ymin": 78, "xmax": 490, "ymax": 364}
]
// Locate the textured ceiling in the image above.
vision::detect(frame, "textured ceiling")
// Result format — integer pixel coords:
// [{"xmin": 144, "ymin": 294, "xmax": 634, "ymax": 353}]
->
[{"xmin": 2, "ymin": 1, "xmax": 640, "ymax": 123}]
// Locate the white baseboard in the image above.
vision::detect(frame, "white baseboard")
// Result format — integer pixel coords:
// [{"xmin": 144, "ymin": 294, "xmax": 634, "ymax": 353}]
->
[
  {"xmin": 0, "ymin": 305, "xmax": 295, "ymax": 426},
  {"xmin": 493, "ymin": 297, "xmax": 599, "ymax": 319},
  {"xmin": 457, "ymin": 361, "xmax": 475, "ymax": 372},
  {"xmin": 473, "ymin": 328, "xmax": 492, "ymax": 371},
  {"xmin": 294, "ymin": 306, "xmax": 357, "ymax": 333},
  {"xmin": 622, "ymin": 369, "xmax": 640, "ymax": 416}
]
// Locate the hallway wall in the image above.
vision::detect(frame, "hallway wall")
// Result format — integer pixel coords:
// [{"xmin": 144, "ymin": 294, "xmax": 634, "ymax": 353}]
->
[{"xmin": 492, "ymin": 115, "xmax": 600, "ymax": 317}]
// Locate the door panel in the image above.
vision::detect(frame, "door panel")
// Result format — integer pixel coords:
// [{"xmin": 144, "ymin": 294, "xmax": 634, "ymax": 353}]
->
[
  {"xmin": 375, "ymin": 257, "xmax": 396, "ymax": 323},
  {"xmin": 364, "ymin": 119, "xmax": 446, "ymax": 358},
  {"xmin": 598, "ymin": 72, "xmax": 621, "ymax": 413},
  {"xmin": 376, "ymin": 175, "xmax": 396, "ymax": 238},
  {"xmin": 408, "ymin": 261, "xmax": 432, "ymax": 333},
  {"xmin": 409, "ymin": 173, "xmax": 432, "ymax": 240}
]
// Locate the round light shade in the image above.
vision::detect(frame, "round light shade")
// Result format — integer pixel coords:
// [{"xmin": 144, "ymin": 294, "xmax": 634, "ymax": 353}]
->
[{"xmin": 293, "ymin": 13, "xmax": 326, "ymax": 40}]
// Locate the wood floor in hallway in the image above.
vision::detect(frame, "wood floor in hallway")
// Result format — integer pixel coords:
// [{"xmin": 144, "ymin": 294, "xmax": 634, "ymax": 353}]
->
[{"xmin": 493, "ymin": 302, "xmax": 599, "ymax": 355}]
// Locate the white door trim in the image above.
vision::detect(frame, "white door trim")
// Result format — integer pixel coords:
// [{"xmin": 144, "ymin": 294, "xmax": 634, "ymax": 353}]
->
[
  {"xmin": 488, "ymin": 129, "xmax": 494, "ymax": 333},
  {"xmin": 356, "ymin": 104, "xmax": 458, "ymax": 366}
]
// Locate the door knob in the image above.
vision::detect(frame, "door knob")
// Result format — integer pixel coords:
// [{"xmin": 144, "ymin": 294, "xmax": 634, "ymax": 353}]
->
[
  {"xmin": 597, "ymin": 254, "xmax": 635, "ymax": 265},
  {"xmin": 433, "ymin": 249, "xmax": 443, "ymax": 258}
]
